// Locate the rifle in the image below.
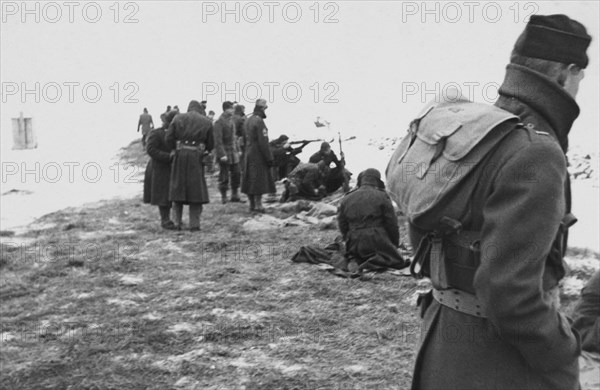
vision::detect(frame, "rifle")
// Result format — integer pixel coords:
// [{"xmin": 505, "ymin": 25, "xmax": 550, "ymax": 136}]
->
[{"xmin": 288, "ymin": 139, "xmax": 327, "ymax": 145}]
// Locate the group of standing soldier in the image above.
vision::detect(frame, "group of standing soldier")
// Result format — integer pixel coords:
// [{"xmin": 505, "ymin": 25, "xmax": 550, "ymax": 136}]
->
[
  {"xmin": 142, "ymin": 98, "xmax": 304, "ymax": 228},
  {"xmin": 142, "ymin": 96, "xmax": 358, "ymax": 225}
]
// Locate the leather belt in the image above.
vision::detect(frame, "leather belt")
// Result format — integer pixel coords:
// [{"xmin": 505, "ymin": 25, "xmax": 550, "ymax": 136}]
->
[
  {"xmin": 433, "ymin": 285, "xmax": 561, "ymax": 319},
  {"xmin": 432, "ymin": 288, "xmax": 487, "ymax": 318},
  {"xmin": 179, "ymin": 145, "xmax": 199, "ymax": 151}
]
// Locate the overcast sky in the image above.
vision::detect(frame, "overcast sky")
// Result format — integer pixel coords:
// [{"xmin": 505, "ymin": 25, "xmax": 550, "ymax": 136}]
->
[{"xmin": 1, "ymin": 1, "xmax": 598, "ymax": 156}]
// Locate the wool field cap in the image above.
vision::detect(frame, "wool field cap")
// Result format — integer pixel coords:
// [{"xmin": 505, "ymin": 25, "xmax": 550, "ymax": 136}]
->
[{"xmin": 514, "ymin": 14, "xmax": 592, "ymax": 68}]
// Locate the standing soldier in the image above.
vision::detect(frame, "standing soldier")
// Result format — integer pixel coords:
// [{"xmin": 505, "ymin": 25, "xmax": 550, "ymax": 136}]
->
[
  {"xmin": 386, "ymin": 15, "xmax": 591, "ymax": 390},
  {"xmin": 241, "ymin": 99, "xmax": 275, "ymax": 213},
  {"xmin": 214, "ymin": 101, "xmax": 243, "ymax": 203},
  {"xmin": 137, "ymin": 107, "xmax": 154, "ymax": 148},
  {"xmin": 143, "ymin": 110, "xmax": 178, "ymax": 230},
  {"xmin": 166, "ymin": 100, "xmax": 214, "ymax": 231}
]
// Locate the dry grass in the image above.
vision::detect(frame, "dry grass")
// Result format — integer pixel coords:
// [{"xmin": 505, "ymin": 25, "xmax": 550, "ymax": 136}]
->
[
  {"xmin": 1, "ymin": 140, "xmax": 597, "ymax": 390},
  {"xmin": 0, "ymin": 142, "xmax": 421, "ymax": 390}
]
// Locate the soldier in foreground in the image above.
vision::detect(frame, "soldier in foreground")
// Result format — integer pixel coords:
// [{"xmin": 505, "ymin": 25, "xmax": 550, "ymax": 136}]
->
[
  {"xmin": 241, "ymin": 99, "xmax": 275, "ymax": 213},
  {"xmin": 166, "ymin": 100, "xmax": 214, "ymax": 231},
  {"xmin": 337, "ymin": 168, "xmax": 407, "ymax": 272},
  {"xmin": 386, "ymin": 15, "xmax": 591, "ymax": 389},
  {"xmin": 214, "ymin": 101, "xmax": 243, "ymax": 203}
]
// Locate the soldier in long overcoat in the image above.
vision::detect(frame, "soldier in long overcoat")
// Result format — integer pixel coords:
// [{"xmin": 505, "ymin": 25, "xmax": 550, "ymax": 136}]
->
[
  {"xmin": 337, "ymin": 168, "xmax": 407, "ymax": 270},
  {"xmin": 241, "ymin": 99, "xmax": 275, "ymax": 212},
  {"xmin": 166, "ymin": 100, "xmax": 214, "ymax": 231},
  {"xmin": 143, "ymin": 110, "xmax": 177, "ymax": 229},
  {"xmin": 214, "ymin": 101, "xmax": 242, "ymax": 203},
  {"xmin": 386, "ymin": 15, "xmax": 591, "ymax": 390}
]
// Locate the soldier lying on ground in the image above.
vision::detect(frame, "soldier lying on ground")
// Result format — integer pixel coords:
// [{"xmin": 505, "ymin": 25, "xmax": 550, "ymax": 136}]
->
[
  {"xmin": 337, "ymin": 168, "xmax": 408, "ymax": 272},
  {"xmin": 280, "ymin": 161, "xmax": 328, "ymax": 202}
]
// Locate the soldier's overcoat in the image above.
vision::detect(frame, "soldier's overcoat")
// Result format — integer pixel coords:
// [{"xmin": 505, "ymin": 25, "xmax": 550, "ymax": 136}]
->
[
  {"xmin": 143, "ymin": 127, "xmax": 172, "ymax": 206},
  {"xmin": 241, "ymin": 109, "xmax": 275, "ymax": 195},
  {"xmin": 337, "ymin": 179, "xmax": 405, "ymax": 268},
  {"xmin": 389, "ymin": 64, "xmax": 581, "ymax": 390},
  {"xmin": 166, "ymin": 102, "xmax": 214, "ymax": 204}
]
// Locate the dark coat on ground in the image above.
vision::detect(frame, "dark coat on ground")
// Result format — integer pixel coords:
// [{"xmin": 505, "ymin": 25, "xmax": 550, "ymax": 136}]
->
[
  {"xmin": 573, "ymin": 270, "xmax": 600, "ymax": 354},
  {"xmin": 214, "ymin": 113, "xmax": 240, "ymax": 164},
  {"xmin": 337, "ymin": 182, "xmax": 405, "ymax": 268},
  {"xmin": 241, "ymin": 109, "xmax": 275, "ymax": 195},
  {"xmin": 143, "ymin": 127, "xmax": 172, "ymax": 206},
  {"xmin": 166, "ymin": 102, "xmax": 214, "ymax": 204},
  {"xmin": 394, "ymin": 65, "xmax": 581, "ymax": 390}
]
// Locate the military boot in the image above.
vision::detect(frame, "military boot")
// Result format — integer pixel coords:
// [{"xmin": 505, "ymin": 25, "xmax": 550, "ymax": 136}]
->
[
  {"xmin": 220, "ymin": 190, "xmax": 227, "ymax": 204},
  {"xmin": 230, "ymin": 188, "xmax": 245, "ymax": 203},
  {"xmin": 254, "ymin": 195, "xmax": 265, "ymax": 213}
]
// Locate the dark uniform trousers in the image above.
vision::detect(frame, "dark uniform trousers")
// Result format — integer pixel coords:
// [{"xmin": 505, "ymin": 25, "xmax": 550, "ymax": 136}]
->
[{"xmin": 218, "ymin": 162, "xmax": 241, "ymax": 193}]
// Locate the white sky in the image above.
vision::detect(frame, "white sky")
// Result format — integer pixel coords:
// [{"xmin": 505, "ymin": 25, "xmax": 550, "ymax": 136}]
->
[{"xmin": 1, "ymin": 0, "xmax": 599, "ymax": 154}]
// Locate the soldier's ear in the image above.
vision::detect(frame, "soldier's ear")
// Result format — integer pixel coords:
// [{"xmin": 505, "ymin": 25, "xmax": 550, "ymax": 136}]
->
[{"xmin": 563, "ymin": 64, "xmax": 584, "ymax": 98}]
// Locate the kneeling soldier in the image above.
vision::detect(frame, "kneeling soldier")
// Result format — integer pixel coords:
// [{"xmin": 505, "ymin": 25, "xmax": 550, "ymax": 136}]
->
[{"xmin": 337, "ymin": 168, "xmax": 408, "ymax": 270}]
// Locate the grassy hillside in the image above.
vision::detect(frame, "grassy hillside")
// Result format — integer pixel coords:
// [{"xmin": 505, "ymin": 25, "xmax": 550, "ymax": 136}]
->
[{"xmin": 1, "ymin": 139, "xmax": 597, "ymax": 389}]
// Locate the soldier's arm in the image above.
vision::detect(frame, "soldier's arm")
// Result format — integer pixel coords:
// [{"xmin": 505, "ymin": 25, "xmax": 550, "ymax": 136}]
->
[
  {"xmin": 146, "ymin": 132, "xmax": 171, "ymax": 163},
  {"xmin": 150, "ymin": 116, "xmax": 154, "ymax": 129},
  {"xmin": 308, "ymin": 152, "xmax": 320, "ymax": 164},
  {"xmin": 213, "ymin": 121, "xmax": 225, "ymax": 159},
  {"xmin": 331, "ymin": 152, "xmax": 342, "ymax": 167},
  {"xmin": 165, "ymin": 120, "xmax": 178, "ymax": 151},
  {"xmin": 206, "ymin": 123, "xmax": 215, "ymax": 153},
  {"xmin": 381, "ymin": 196, "xmax": 400, "ymax": 247},
  {"xmin": 473, "ymin": 141, "xmax": 579, "ymax": 372},
  {"xmin": 256, "ymin": 120, "xmax": 274, "ymax": 163},
  {"xmin": 337, "ymin": 200, "xmax": 349, "ymax": 239}
]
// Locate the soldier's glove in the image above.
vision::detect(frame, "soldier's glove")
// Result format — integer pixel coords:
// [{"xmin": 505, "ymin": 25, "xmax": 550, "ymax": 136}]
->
[{"xmin": 220, "ymin": 156, "xmax": 228, "ymax": 163}]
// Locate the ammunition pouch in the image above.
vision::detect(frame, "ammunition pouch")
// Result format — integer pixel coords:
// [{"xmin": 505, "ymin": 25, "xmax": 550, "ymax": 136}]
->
[
  {"xmin": 411, "ymin": 213, "xmax": 576, "ymax": 318},
  {"xmin": 410, "ymin": 217, "xmax": 480, "ymax": 295}
]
